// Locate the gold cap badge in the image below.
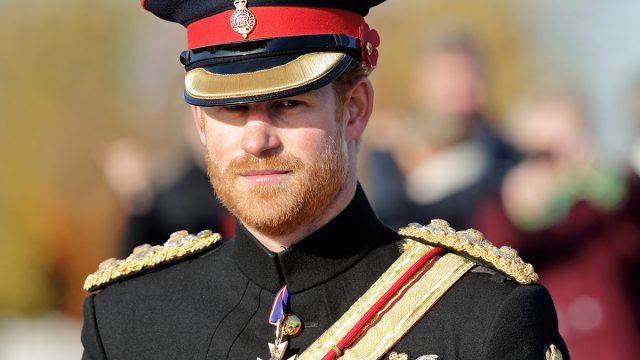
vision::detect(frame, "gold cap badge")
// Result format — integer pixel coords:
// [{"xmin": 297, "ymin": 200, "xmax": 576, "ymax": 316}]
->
[{"xmin": 230, "ymin": 0, "xmax": 256, "ymax": 39}]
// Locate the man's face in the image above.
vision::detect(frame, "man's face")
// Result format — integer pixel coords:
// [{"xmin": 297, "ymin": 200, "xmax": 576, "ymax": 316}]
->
[
  {"xmin": 413, "ymin": 51, "xmax": 484, "ymax": 120},
  {"xmin": 196, "ymin": 84, "xmax": 349, "ymax": 236}
]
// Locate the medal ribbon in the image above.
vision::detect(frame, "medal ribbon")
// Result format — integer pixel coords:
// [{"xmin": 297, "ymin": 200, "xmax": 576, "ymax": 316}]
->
[{"xmin": 269, "ymin": 285, "xmax": 289, "ymax": 326}]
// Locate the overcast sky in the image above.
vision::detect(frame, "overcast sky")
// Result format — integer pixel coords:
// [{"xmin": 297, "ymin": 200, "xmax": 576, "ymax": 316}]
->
[{"xmin": 524, "ymin": 0, "xmax": 640, "ymax": 163}]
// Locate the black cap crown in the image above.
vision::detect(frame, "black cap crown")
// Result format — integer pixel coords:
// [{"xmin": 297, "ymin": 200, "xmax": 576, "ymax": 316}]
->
[{"xmin": 141, "ymin": 0, "xmax": 385, "ymax": 105}]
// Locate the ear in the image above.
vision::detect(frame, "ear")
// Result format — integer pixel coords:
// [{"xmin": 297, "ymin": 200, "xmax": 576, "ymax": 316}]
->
[
  {"xmin": 191, "ymin": 105, "xmax": 207, "ymax": 145},
  {"xmin": 343, "ymin": 78, "xmax": 374, "ymax": 142}
]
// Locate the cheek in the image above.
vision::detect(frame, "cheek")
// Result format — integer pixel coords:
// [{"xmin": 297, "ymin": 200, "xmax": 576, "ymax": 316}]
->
[
  {"xmin": 287, "ymin": 128, "xmax": 338, "ymax": 160},
  {"xmin": 203, "ymin": 127, "xmax": 239, "ymax": 165}
]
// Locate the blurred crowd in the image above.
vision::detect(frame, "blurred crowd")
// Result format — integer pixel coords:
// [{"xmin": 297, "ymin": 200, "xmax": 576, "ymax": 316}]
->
[
  {"xmin": 2, "ymin": 1, "xmax": 640, "ymax": 359},
  {"xmin": 363, "ymin": 33, "xmax": 640, "ymax": 359},
  {"xmin": 91, "ymin": 31, "xmax": 640, "ymax": 358}
]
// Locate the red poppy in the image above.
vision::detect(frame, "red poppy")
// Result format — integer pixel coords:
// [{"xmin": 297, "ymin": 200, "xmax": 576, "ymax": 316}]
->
[{"xmin": 358, "ymin": 23, "xmax": 380, "ymax": 70}]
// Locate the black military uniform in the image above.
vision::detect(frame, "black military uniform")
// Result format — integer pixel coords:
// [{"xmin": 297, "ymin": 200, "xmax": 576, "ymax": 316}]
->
[
  {"xmin": 82, "ymin": 1, "xmax": 569, "ymax": 359},
  {"xmin": 83, "ymin": 187, "xmax": 568, "ymax": 359}
]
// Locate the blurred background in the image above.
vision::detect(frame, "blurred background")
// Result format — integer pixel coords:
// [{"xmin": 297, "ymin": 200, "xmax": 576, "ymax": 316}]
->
[{"xmin": 1, "ymin": 0, "xmax": 640, "ymax": 359}]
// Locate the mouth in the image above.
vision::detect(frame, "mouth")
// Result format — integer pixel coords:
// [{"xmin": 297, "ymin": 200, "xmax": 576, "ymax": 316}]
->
[{"xmin": 239, "ymin": 169, "xmax": 291, "ymax": 184}]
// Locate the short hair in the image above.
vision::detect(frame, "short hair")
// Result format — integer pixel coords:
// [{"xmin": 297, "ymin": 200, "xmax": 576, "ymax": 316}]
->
[{"xmin": 332, "ymin": 61, "xmax": 369, "ymax": 109}]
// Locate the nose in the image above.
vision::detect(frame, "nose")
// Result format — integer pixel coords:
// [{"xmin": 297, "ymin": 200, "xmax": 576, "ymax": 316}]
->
[{"xmin": 240, "ymin": 108, "xmax": 281, "ymax": 156}]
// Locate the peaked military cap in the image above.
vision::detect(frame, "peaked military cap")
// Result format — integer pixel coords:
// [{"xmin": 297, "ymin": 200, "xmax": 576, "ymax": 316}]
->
[{"xmin": 142, "ymin": 0, "xmax": 385, "ymax": 106}]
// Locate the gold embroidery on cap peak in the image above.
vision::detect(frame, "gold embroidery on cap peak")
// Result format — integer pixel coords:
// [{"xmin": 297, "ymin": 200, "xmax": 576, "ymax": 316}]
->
[
  {"xmin": 230, "ymin": 0, "xmax": 256, "ymax": 39},
  {"xmin": 185, "ymin": 52, "xmax": 345, "ymax": 100},
  {"xmin": 83, "ymin": 230, "xmax": 221, "ymax": 292},
  {"xmin": 398, "ymin": 219, "xmax": 539, "ymax": 285}
]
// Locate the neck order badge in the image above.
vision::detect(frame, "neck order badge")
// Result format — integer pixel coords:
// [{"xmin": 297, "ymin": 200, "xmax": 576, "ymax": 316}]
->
[{"xmin": 260, "ymin": 286, "xmax": 301, "ymax": 360}]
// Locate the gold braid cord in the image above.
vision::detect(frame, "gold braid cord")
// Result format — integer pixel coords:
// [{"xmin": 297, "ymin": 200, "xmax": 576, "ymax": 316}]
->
[
  {"xmin": 398, "ymin": 219, "xmax": 538, "ymax": 285},
  {"xmin": 298, "ymin": 241, "xmax": 474, "ymax": 360},
  {"xmin": 83, "ymin": 230, "xmax": 222, "ymax": 292}
]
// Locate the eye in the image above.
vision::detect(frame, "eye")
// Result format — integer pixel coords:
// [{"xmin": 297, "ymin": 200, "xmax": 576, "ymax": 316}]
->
[
  {"xmin": 276, "ymin": 100, "xmax": 301, "ymax": 108},
  {"xmin": 224, "ymin": 104, "xmax": 248, "ymax": 112}
]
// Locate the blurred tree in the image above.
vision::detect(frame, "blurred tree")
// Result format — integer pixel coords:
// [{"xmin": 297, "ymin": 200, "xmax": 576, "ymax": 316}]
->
[{"xmin": 0, "ymin": 1, "xmax": 136, "ymax": 316}]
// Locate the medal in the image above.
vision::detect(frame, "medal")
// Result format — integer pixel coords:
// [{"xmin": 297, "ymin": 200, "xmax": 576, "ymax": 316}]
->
[{"xmin": 257, "ymin": 286, "xmax": 301, "ymax": 360}]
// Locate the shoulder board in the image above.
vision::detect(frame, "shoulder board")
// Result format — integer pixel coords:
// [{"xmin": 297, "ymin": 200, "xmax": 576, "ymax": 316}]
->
[
  {"xmin": 83, "ymin": 229, "xmax": 222, "ymax": 292},
  {"xmin": 398, "ymin": 219, "xmax": 538, "ymax": 285}
]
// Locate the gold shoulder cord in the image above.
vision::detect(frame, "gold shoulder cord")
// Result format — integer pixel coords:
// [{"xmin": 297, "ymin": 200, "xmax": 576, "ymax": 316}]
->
[
  {"xmin": 83, "ymin": 230, "xmax": 222, "ymax": 292},
  {"xmin": 298, "ymin": 240, "xmax": 474, "ymax": 360},
  {"xmin": 398, "ymin": 219, "xmax": 538, "ymax": 285},
  {"xmin": 299, "ymin": 219, "xmax": 538, "ymax": 359}
]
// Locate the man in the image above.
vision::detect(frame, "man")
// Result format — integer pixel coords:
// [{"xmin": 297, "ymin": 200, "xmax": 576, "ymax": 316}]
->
[
  {"xmin": 81, "ymin": 1, "xmax": 569, "ymax": 359},
  {"xmin": 366, "ymin": 33, "xmax": 521, "ymax": 231}
]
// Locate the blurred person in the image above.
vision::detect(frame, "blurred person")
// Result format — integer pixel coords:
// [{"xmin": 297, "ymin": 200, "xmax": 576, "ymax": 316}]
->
[
  {"xmin": 80, "ymin": 1, "xmax": 568, "ymax": 359},
  {"xmin": 102, "ymin": 119, "xmax": 233, "ymax": 258},
  {"xmin": 626, "ymin": 76, "xmax": 640, "ymax": 222},
  {"xmin": 365, "ymin": 32, "xmax": 520, "ymax": 230},
  {"xmin": 623, "ymin": 75, "xmax": 640, "ymax": 343},
  {"xmin": 474, "ymin": 90, "xmax": 640, "ymax": 359},
  {"xmin": 102, "ymin": 138, "xmax": 155, "ymax": 217}
]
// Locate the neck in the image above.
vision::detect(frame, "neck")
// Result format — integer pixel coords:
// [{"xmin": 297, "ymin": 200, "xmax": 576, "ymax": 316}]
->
[{"xmin": 243, "ymin": 179, "xmax": 358, "ymax": 253}]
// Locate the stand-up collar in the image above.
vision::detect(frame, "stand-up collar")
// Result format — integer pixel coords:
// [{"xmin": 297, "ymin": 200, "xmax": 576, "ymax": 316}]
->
[{"xmin": 230, "ymin": 185, "xmax": 391, "ymax": 293}]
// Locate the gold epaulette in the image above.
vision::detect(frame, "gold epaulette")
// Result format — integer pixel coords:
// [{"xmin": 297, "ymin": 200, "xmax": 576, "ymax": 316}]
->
[
  {"xmin": 398, "ymin": 219, "xmax": 538, "ymax": 285},
  {"xmin": 83, "ymin": 229, "xmax": 222, "ymax": 292}
]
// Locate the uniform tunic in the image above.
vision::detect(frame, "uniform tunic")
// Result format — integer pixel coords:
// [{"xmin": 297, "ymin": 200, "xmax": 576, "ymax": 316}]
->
[{"xmin": 81, "ymin": 187, "xmax": 569, "ymax": 359}]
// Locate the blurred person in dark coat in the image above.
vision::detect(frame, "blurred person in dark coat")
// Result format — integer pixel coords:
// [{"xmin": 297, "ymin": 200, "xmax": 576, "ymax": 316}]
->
[
  {"xmin": 365, "ymin": 32, "xmax": 520, "ymax": 230},
  {"xmin": 623, "ymin": 76, "xmax": 640, "ymax": 342},
  {"xmin": 102, "ymin": 120, "xmax": 233, "ymax": 257},
  {"xmin": 118, "ymin": 160, "xmax": 234, "ymax": 256},
  {"xmin": 473, "ymin": 91, "xmax": 640, "ymax": 359},
  {"xmin": 625, "ymin": 76, "xmax": 640, "ymax": 222}
]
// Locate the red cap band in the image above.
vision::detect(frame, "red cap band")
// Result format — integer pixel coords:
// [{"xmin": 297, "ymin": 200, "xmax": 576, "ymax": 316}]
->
[{"xmin": 187, "ymin": 7, "xmax": 366, "ymax": 49}]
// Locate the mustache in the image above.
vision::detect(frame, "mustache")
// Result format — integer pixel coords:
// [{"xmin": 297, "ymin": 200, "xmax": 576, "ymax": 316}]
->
[{"xmin": 226, "ymin": 154, "xmax": 304, "ymax": 174}]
